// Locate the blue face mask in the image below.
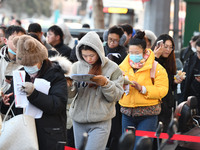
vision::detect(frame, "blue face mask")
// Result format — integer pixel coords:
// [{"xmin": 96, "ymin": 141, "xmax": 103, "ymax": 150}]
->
[
  {"xmin": 8, "ymin": 48, "xmax": 16, "ymax": 55},
  {"xmin": 24, "ymin": 65, "xmax": 40, "ymax": 75},
  {"xmin": 129, "ymin": 54, "xmax": 143, "ymax": 63}
]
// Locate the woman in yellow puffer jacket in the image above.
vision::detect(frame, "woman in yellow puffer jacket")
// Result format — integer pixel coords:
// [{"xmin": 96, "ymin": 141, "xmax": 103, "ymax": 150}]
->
[{"xmin": 119, "ymin": 31, "xmax": 168, "ymax": 150}]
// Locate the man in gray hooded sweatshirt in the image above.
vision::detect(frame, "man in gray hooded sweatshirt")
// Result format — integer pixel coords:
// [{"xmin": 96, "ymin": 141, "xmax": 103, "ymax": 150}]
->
[{"xmin": 68, "ymin": 31, "xmax": 124, "ymax": 150}]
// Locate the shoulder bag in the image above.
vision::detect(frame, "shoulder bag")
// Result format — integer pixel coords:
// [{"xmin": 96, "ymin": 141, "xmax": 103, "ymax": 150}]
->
[{"xmin": 0, "ymin": 101, "xmax": 39, "ymax": 150}]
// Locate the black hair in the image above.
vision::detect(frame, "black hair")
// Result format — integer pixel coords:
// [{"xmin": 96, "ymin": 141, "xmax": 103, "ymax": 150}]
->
[
  {"xmin": 0, "ymin": 26, "xmax": 7, "ymax": 35},
  {"xmin": 27, "ymin": 33, "xmax": 42, "ymax": 43},
  {"xmin": 5, "ymin": 25, "xmax": 26, "ymax": 39},
  {"xmin": 82, "ymin": 24, "xmax": 90, "ymax": 29},
  {"xmin": 151, "ymin": 34, "xmax": 175, "ymax": 51},
  {"xmin": 28, "ymin": 23, "xmax": 42, "ymax": 33},
  {"xmin": 119, "ymin": 23, "xmax": 133, "ymax": 35},
  {"xmin": 129, "ymin": 30, "xmax": 146, "ymax": 50},
  {"xmin": 196, "ymin": 38, "xmax": 200, "ymax": 47},
  {"xmin": 191, "ymin": 35, "xmax": 200, "ymax": 42},
  {"xmin": 108, "ymin": 25, "xmax": 124, "ymax": 38},
  {"xmin": 78, "ymin": 45, "xmax": 96, "ymax": 60},
  {"xmin": 151, "ymin": 34, "xmax": 176, "ymax": 75},
  {"xmin": 15, "ymin": 19, "xmax": 21, "ymax": 26},
  {"xmin": 48, "ymin": 25, "xmax": 64, "ymax": 43}
]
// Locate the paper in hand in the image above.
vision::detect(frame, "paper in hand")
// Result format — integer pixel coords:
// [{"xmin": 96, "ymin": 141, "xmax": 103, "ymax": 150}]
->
[
  {"xmin": 25, "ymin": 78, "xmax": 50, "ymax": 119},
  {"xmin": 13, "ymin": 70, "xmax": 29, "ymax": 108},
  {"xmin": 68, "ymin": 74, "xmax": 96, "ymax": 84}
]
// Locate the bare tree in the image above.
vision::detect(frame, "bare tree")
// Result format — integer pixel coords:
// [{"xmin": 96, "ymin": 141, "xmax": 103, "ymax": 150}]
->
[{"xmin": 92, "ymin": 0, "xmax": 104, "ymax": 29}]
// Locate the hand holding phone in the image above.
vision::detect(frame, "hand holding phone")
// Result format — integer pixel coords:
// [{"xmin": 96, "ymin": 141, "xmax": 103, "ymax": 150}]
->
[
  {"xmin": 194, "ymin": 74, "xmax": 200, "ymax": 77},
  {"xmin": 156, "ymin": 40, "xmax": 163, "ymax": 47},
  {"xmin": 194, "ymin": 74, "xmax": 200, "ymax": 83},
  {"xmin": 154, "ymin": 40, "xmax": 164, "ymax": 58}
]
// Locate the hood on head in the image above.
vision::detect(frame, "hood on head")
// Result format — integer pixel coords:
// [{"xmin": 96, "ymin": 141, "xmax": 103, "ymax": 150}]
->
[
  {"xmin": 145, "ymin": 30, "xmax": 157, "ymax": 47},
  {"xmin": 57, "ymin": 23, "xmax": 72, "ymax": 45},
  {"xmin": 76, "ymin": 31, "xmax": 106, "ymax": 66}
]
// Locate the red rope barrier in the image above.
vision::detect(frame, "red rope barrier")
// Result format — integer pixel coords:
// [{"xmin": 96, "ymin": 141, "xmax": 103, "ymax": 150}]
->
[
  {"xmin": 65, "ymin": 130, "xmax": 200, "ymax": 150},
  {"xmin": 135, "ymin": 130, "xmax": 200, "ymax": 143},
  {"xmin": 65, "ymin": 146, "xmax": 77, "ymax": 150}
]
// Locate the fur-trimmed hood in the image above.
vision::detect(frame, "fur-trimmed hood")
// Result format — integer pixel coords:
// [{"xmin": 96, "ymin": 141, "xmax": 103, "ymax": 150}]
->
[{"xmin": 49, "ymin": 55, "xmax": 72, "ymax": 75}]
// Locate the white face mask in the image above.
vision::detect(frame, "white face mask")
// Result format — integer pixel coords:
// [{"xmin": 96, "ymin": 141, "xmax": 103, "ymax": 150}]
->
[
  {"xmin": 191, "ymin": 47, "xmax": 196, "ymax": 52},
  {"xmin": 24, "ymin": 65, "xmax": 40, "ymax": 75}
]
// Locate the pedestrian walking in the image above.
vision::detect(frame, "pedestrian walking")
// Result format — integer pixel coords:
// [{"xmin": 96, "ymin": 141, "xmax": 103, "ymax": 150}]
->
[
  {"xmin": 1, "ymin": 35, "xmax": 68, "ymax": 150},
  {"xmin": 68, "ymin": 31, "xmax": 124, "ymax": 150},
  {"xmin": 119, "ymin": 31, "xmax": 168, "ymax": 150}
]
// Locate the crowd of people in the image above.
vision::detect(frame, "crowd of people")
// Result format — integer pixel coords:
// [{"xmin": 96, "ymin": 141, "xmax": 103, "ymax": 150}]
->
[{"xmin": 0, "ymin": 20, "xmax": 200, "ymax": 150}]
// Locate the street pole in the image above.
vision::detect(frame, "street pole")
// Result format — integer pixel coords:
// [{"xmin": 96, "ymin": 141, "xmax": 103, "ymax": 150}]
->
[
  {"xmin": 143, "ymin": 0, "xmax": 171, "ymax": 37},
  {"xmin": 173, "ymin": 0, "xmax": 180, "ymax": 51}
]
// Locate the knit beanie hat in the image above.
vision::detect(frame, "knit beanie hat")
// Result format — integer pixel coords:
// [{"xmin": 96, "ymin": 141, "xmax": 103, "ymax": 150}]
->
[{"xmin": 13, "ymin": 35, "xmax": 48, "ymax": 66}]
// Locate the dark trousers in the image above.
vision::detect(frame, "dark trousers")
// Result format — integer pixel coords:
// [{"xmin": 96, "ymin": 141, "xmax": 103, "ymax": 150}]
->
[{"xmin": 106, "ymin": 103, "xmax": 122, "ymax": 150}]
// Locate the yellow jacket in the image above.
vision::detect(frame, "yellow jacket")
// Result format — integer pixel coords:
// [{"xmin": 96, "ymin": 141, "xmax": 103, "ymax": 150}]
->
[{"xmin": 119, "ymin": 49, "xmax": 169, "ymax": 108}]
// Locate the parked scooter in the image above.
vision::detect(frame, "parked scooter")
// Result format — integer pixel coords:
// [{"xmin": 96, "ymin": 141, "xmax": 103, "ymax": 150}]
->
[
  {"xmin": 175, "ymin": 96, "xmax": 200, "ymax": 150},
  {"xmin": 118, "ymin": 126, "xmax": 135, "ymax": 150}
]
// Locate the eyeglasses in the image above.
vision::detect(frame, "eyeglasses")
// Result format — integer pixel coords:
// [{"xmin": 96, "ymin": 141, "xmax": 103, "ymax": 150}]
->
[
  {"xmin": 108, "ymin": 38, "xmax": 119, "ymax": 44},
  {"xmin": 164, "ymin": 44, "xmax": 173, "ymax": 50}
]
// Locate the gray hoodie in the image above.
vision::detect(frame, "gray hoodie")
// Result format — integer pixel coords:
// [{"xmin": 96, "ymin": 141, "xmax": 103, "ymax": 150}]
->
[{"xmin": 69, "ymin": 31, "xmax": 124, "ymax": 123}]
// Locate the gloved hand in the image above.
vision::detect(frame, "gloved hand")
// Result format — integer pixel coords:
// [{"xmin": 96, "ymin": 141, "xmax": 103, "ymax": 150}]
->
[
  {"xmin": 90, "ymin": 75, "xmax": 108, "ymax": 86},
  {"xmin": 22, "ymin": 82, "xmax": 35, "ymax": 96}
]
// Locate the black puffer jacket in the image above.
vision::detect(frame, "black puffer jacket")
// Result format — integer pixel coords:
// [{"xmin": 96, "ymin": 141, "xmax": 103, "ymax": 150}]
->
[
  {"xmin": 180, "ymin": 54, "xmax": 200, "ymax": 109},
  {"xmin": 1, "ymin": 60, "xmax": 68, "ymax": 150},
  {"xmin": 54, "ymin": 42, "xmax": 72, "ymax": 60},
  {"xmin": 155, "ymin": 57, "xmax": 176, "ymax": 132}
]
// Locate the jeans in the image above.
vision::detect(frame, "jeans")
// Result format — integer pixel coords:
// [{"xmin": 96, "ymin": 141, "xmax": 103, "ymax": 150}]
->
[{"xmin": 122, "ymin": 114, "xmax": 158, "ymax": 150}]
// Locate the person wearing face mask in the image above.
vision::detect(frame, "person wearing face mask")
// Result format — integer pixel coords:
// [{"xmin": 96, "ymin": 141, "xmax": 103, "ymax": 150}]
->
[
  {"xmin": 0, "ymin": 25, "xmax": 26, "ymax": 97},
  {"xmin": 180, "ymin": 38, "xmax": 200, "ymax": 113},
  {"xmin": 1, "ymin": 35, "xmax": 69, "ymax": 150},
  {"xmin": 180, "ymin": 35, "xmax": 200, "ymax": 66},
  {"xmin": 119, "ymin": 31, "xmax": 168, "ymax": 150}
]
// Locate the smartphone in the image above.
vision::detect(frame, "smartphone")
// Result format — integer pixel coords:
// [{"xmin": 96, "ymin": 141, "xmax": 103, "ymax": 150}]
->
[
  {"xmin": 194, "ymin": 74, "xmax": 200, "ymax": 77},
  {"xmin": 156, "ymin": 40, "xmax": 163, "ymax": 47}
]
